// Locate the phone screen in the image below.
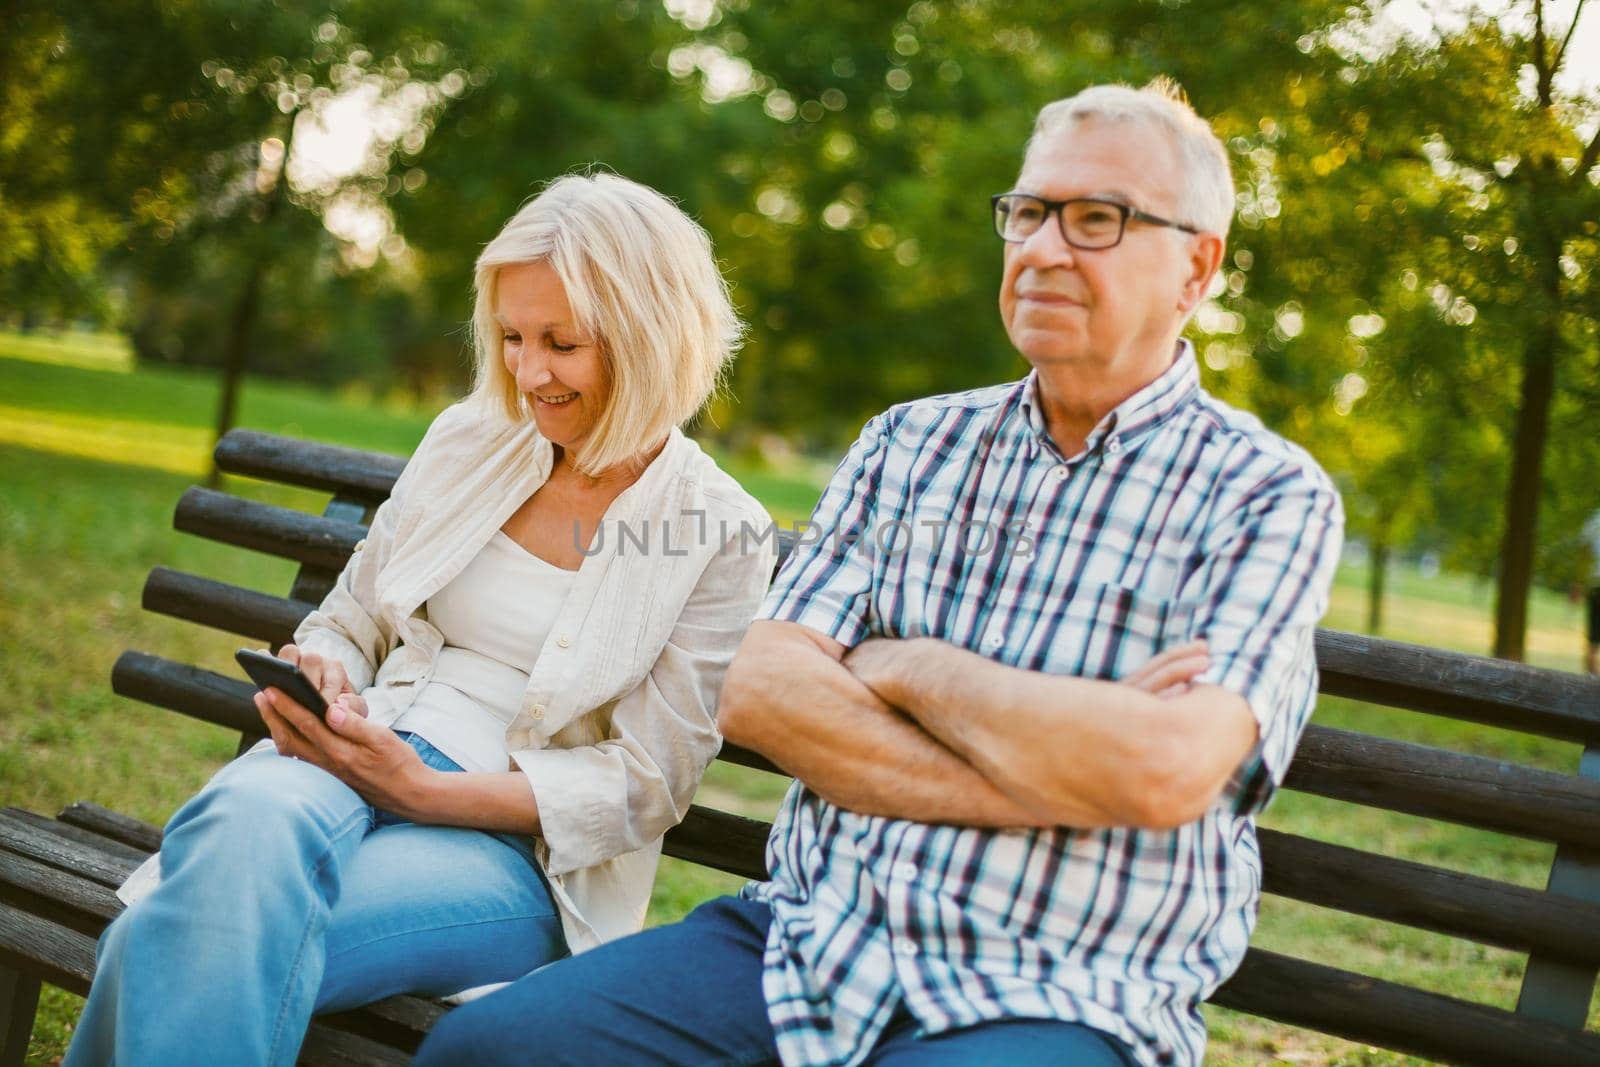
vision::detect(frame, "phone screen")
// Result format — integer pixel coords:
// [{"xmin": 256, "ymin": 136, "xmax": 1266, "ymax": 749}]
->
[{"xmin": 235, "ymin": 649, "xmax": 330, "ymax": 717}]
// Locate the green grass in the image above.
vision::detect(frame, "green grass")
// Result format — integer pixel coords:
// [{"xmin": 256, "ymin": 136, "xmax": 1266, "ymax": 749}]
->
[{"xmin": 2, "ymin": 329, "xmax": 1596, "ymax": 1065}]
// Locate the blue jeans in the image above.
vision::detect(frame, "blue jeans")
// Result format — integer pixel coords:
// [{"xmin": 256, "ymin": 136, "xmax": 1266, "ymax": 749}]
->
[
  {"xmin": 65, "ymin": 734, "xmax": 567, "ymax": 1067},
  {"xmin": 415, "ymin": 895, "xmax": 1136, "ymax": 1066}
]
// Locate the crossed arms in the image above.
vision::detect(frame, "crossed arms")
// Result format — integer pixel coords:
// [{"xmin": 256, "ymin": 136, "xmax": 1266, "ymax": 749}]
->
[{"xmin": 717, "ymin": 621, "xmax": 1258, "ymax": 831}]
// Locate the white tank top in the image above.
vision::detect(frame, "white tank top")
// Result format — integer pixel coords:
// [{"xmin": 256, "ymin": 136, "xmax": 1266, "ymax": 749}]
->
[{"xmin": 390, "ymin": 530, "xmax": 577, "ymax": 773}]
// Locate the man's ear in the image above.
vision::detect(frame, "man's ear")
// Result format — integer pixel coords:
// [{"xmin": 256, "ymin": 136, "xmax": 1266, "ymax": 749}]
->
[{"xmin": 1177, "ymin": 233, "xmax": 1226, "ymax": 314}]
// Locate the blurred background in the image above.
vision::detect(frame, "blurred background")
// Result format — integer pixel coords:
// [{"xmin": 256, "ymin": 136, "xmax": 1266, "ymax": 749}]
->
[
  {"xmin": 4, "ymin": 0, "xmax": 1598, "ymax": 663},
  {"xmin": 2, "ymin": 1, "xmax": 1598, "ymax": 1061}
]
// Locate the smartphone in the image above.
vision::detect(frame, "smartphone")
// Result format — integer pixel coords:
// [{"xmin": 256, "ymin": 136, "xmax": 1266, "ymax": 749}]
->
[{"xmin": 235, "ymin": 649, "xmax": 329, "ymax": 717}]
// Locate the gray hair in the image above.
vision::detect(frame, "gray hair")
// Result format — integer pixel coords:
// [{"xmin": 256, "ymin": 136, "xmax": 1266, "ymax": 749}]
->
[{"xmin": 1027, "ymin": 78, "xmax": 1234, "ymax": 238}]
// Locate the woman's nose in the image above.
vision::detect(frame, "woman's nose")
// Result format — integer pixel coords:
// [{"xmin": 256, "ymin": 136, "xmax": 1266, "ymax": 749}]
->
[{"xmin": 514, "ymin": 351, "xmax": 553, "ymax": 390}]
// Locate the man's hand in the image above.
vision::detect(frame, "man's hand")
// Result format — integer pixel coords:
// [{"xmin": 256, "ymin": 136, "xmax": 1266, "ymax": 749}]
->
[
  {"xmin": 836, "ymin": 634, "xmax": 1249, "ymax": 829},
  {"xmin": 840, "ymin": 636, "xmax": 915, "ymax": 703},
  {"xmin": 1122, "ymin": 640, "xmax": 1209, "ymax": 697},
  {"xmin": 845, "ymin": 636, "xmax": 1210, "ymax": 705},
  {"xmin": 718, "ymin": 622, "xmax": 1049, "ymax": 827},
  {"xmin": 255, "ymin": 686, "xmax": 432, "ymax": 819}
]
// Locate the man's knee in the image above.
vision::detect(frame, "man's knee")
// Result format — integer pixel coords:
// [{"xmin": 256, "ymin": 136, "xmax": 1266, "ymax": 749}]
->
[
  {"xmin": 414, "ymin": 978, "xmax": 599, "ymax": 1067},
  {"xmin": 415, "ymin": 897, "xmax": 775, "ymax": 1066},
  {"xmin": 414, "ymin": 999, "xmax": 526, "ymax": 1067}
]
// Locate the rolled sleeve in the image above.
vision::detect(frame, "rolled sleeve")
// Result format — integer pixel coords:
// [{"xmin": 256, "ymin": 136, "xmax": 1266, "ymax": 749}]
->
[
  {"xmin": 515, "ymin": 519, "xmax": 774, "ymax": 875},
  {"xmin": 760, "ymin": 414, "xmax": 894, "ymax": 646},
  {"xmin": 1184, "ymin": 463, "xmax": 1344, "ymax": 816}
]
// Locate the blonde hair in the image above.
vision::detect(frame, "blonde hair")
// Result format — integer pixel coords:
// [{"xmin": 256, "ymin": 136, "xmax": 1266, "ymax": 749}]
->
[
  {"xmin": 469, "ymin": 171, "xmax": 744, "ymax": 475},
  {"xmin": 1028, "ymin": 77, "xmax": 1234, "ymax": 239}
]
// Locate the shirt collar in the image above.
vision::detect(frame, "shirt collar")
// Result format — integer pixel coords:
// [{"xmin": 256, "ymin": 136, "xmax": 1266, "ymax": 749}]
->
[{"xmin": 1016, "ymin": 338, "xmax": 1200, "ymax": 460}]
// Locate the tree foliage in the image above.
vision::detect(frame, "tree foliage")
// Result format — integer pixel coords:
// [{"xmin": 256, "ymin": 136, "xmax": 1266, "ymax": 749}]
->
[{"xmin": 4, "ymin": 0, "xmax": 1596, "ymax": 656}]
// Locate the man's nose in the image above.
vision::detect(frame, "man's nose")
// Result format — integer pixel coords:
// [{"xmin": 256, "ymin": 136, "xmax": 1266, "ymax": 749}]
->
[{"xmin": 1017, "ymin": 216, "xmax": 1077, "ymax": 268}]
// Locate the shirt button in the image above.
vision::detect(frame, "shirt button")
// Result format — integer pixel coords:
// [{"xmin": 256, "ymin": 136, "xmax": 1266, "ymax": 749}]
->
[
  {"xmin": 895, "ymin": 862, "xmax": 918, "ymax": 881},
  {"xmin": 984, "ymin": 633, "xmax": 1004, "ymax": 650},
  {"xmin": 529, "ymin": 704, "xmax": 546, "ymax": 720},
  {"xmin": 1107, "ymin": 437, "xmax": 1122, "ymax": 454},
  {"xmin": 1052, "ymin": 465, "xmax": 1069, "ymax": 480},
  {"xmin": 556, "ymin": 636, "xmax": 571, "ymax": 649},
  {"xmin": 896, "ymin": 938, "xmax": 918, "ymax": 956}
]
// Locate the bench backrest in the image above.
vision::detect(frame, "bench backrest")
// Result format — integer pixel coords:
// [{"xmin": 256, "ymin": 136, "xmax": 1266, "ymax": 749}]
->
[{"xmin": 112, "ymin": 429, "xmax": 1600, "ymax": 1065}]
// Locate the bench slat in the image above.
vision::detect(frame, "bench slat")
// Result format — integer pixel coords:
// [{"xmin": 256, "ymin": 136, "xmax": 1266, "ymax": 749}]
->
[
  {"xmin": 714, "ymin": 742, "xmax": 782, "ymax": 777},
  {"xmin": 0, "ymin": 903, "xmax": 95, "ymax": 997},
  {"xmin": 215, "ymin": 430, "xmax": 405, "ymax": 502},
  {"xmin": 297, "ymin": 1026, "xmax": 414, "ymax": 1067},
  {"xmin": 1287, "ymin": 726, "xmax": 1600, "ymax": 848},
  {"xmin": 0, "ymin": 813, "xmax": 137, "ymax": 889},
  {"xmin": 1213, "ymin": 947, "xmax": 1600, "ymax": 1066},
  {"xmin": 111, "ymin": 651, "xmax": 262, "ymax": 736},
  {"xmin": 1259, "ymin": 828, "xmax": 1600, "ymax": 963},
  {"xmin": 144, "ymin": 566, "xmax": 313, "ymax": 646},
  {"xmin": 174, "ymin": 488, "xmax": 365, "ymax": 569},
  {"xmin": 316, "ymin": 996, "xmax": 447, "ymax": 1055},
  {"xmin": 0, "ymin": 849, "xmax": 124, "ymax": 935},
  {"xmin": 0, "ymin": 810, "xmax": 147, "ymax": 866},
  {"xmin": 56, "ymin": 804, "xmax": 163, "ymax": 855},
  {"xmin": 662, "ymin": 806, "xmax": 771, "ymax": 881},
  {"xmin": 1316, "ymin": 630, "xmax": 1600, "ymax": 743}
]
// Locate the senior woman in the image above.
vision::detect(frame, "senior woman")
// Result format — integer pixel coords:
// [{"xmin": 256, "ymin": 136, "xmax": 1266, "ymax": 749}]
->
[{"xmin": 65, "ymin": 172, "xmax": 775, "ymax": 1067}]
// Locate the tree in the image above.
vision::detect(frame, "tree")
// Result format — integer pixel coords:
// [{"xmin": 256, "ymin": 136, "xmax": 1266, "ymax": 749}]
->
[
  {"xmin": 1268, "ymin": 4, "xmax": 1600, "ymax": 659},
  {"xmin": 23, "ymin": 1, "xmax": 464, "ymax": 474},
  {"xmin": 0, "ymin": 5, "xmax": 121, "ymax": 325}
]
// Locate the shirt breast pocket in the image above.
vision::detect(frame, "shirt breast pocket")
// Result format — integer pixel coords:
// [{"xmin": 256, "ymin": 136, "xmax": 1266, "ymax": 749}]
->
[{"xmin": 1053, "ymin": 582, "xmax": 1172, "ymax": 681}]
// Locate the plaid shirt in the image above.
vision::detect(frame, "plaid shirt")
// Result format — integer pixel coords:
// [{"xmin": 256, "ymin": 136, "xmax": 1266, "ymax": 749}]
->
[{"xmin": 744, "ymin": 344, "xmax": 1344, "ymax": 1067}]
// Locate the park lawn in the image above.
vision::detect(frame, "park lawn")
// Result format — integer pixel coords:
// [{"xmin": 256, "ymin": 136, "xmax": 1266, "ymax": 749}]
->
[{"xmin": 3, "ymin": 333, "xmax": 1595, "ymax": 1064}]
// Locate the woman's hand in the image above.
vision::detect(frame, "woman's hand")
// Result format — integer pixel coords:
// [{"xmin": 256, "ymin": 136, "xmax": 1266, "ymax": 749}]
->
[
  {"xmin": 272, "ymin": 643, "xmax": 357, "ymax": 710},
  {"xmin": 255, "ymin": 687, "xmax": 435, "ymax": 821},
  {"xmin": 1123, "ymin": 640, "xmax": 1209, "ymax": 698}
]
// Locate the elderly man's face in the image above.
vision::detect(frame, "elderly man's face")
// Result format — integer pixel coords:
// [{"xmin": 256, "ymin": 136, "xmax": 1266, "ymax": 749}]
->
[{"xmin": 999, "ymin": 118, "xmax": 1199, "ymax": 376}]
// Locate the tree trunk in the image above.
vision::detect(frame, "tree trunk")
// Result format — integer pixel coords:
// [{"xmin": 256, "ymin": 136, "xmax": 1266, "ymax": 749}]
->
[
  {"xmin": 1368, "ymin": 533, "xmax": 1389, "ymax": 636},
  {"xmin": 207, "ymin": 258, "xmax": 266, "ymax": 488},
  {"xmin": 205, "ymin": 118, "xmax": 297, "ymax": 486},
  {"xmin": 1491, "ymin": 250, "xmax": 1561, "ymax": 661}
]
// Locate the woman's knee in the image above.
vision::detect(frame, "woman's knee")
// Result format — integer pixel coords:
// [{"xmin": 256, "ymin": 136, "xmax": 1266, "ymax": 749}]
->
[
  {"xmin": 160, "ymin": 753, "xmax": 368, "ymax": 879},
  {"xmin": 176, "ymin": 753, "xmax": 363, "ymax": 837}
]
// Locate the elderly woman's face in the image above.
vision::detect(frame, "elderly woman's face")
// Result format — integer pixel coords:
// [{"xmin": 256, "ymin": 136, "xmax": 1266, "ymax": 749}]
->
[{"xmin": 495, "ymin": 261, "xmax": 608, "ymax": 460}]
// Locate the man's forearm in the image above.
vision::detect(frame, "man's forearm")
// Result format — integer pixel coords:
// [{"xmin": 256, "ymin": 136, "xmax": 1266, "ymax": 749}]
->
[
  {"xmin": 849, "ymin": 637, "xmax": 1255, "ymax": 829},
  {"xmin": 718, "ymin": 623, "xmax": 1047, "ymax": 827}
]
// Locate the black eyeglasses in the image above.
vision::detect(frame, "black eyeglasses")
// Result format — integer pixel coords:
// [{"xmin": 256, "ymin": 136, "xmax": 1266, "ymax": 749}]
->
[{"xmin": 991, "ymin": 193, "xmax": 1199, "ymax": 249}]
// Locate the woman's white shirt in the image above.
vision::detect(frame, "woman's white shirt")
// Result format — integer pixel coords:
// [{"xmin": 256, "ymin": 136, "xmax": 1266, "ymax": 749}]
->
[
  {"xmin": 387, "ymin": 531, "xmax": 577, "ymax": 777},
  {"xmin": 117, "ymin": 399, "xmax": 775, "ymax": 967}
]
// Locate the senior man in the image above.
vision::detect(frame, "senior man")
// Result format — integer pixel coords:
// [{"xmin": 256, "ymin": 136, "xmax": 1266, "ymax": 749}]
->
[{"xmin": 416, "ymin": 79, "xmax": 1343, "ymax": 1067}]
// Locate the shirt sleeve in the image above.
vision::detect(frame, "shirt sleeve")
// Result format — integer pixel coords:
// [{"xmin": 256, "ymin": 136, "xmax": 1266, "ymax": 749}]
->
[
  {"xmin": 758, "ymin": 413, "xmax": 894, "ymax": 647},
  {"xmin": 292, "ymin": 476, "xmax": 408, "ymax": 691},
  {"xmin": 1182, "ymin": 460, "xmax": 1344, "ymax": 817},
  {"xmin": 511, "ymin": 517, "xmax": 776, "ymax": 875}
]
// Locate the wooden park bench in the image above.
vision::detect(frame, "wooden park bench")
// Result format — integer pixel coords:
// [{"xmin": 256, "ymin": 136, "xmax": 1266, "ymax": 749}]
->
[{"xmin": 4, "ymin": 428, "xmax": 1600, "ymax": 1065}]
